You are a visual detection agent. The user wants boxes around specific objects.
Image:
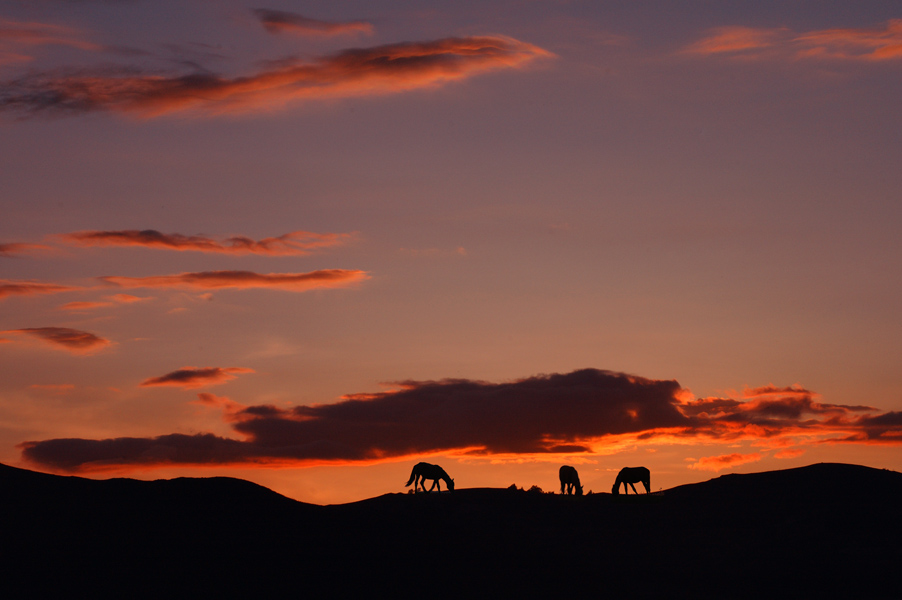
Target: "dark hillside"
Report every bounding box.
[3,462,900,598]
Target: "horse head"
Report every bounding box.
[576,485,584,496]
[611,482,620,495]
[448,478,455,492]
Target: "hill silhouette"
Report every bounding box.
[3,462,900,597]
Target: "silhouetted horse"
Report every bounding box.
[559,465,583,496]
[612,466,650,495]
[405,462,454,493]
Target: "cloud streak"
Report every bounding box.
[685,19,902,61]
[0,279,77,300]
[688,452,763,472]
[99,269,369,291]
[254,9,373,37]
[0,17,101,52]
[61,229,353,255]
[141,367,254,389]
[0,242,51,257]
[21,368,901,472]
[0,36,552,117]
[7,327,111,354]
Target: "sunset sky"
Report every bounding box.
[2,0,900,504]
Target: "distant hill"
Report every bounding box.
[3,462,900,598]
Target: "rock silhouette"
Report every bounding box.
[612,466,650,494]
[405,461,454,492]
[559,465,583,495]
[4,462,901,598]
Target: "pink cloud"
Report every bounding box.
[8,327,111,354]
[0,36,552,117]
[141,367,255,390]
[99,269,369,292]
[0,279,78,300]
[253,9,373,36]
[57,301,114,312]
[0,242,51,257]
[0,17,100,52]
[685,19,902,61]
[60,229,353,255]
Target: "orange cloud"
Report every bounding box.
[8,327,110,354]
[58,301,114,312]
[684,26,787,56]
[99,269,369,292]
[774,448,805,459]
[685,19,902,61]
[0,36,552,117]
[58,294,150,312]
[0,279,78,300]
[30,383,76,394]
[254,9,373,36]
[108,294,149,303]
[0,17,101,52]
[141,367,254,390]
[688,452,763,472]
[0,242,51,257]
[61,229,353,255]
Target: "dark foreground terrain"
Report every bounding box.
[3,462,900,598]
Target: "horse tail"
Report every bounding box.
[405,465,417,487]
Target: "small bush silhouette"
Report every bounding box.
[527,485,543,494]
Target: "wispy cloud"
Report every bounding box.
[30,383,76,395]
[7,326,111,354]
[18,368,902,472]
[0,279,78,300]
[0,17,101,53]
[141,367,254,390]
[61,229,354,255]
[99,269,369,291]
[685,19,902,61]
[57,294,151,312]
[253,9,373,37]
[0,35,552,117]
[57,301,114,312]
[0,242,52,257]
[687,452,764,472]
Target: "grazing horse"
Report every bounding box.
[559,465,583,496]
[612,466,650,495]
[405,462,455,493]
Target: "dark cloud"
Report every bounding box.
[141,367,254,389]
[8,327,110,353]
[20,368,901,472]
[20,369,688,470]
[61,229,353,255]
[0,36,551,117]
[0,279,78,299]
[253,9,373,36]
[99,269,369,291]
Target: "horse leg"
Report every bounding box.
[628,482,638,494]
